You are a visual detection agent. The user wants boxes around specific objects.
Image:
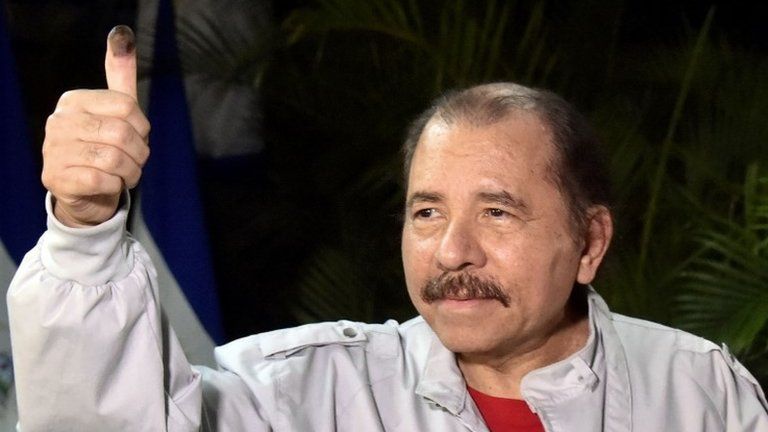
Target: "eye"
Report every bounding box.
[414,208,437,219]
[485,208,509,218]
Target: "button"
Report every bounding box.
[342,327,358,338]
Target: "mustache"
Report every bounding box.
[420,273,511,307]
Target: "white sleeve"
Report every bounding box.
[8,193,202,431]
[713,346,768,431]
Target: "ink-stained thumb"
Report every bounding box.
[105,25,137,100]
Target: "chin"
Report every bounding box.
[428,316,509,355]
[439,335,506,357]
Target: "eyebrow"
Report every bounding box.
[478,190,531,216]
[405,191,445,209]
[405,190,530,215]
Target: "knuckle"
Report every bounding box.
[83,114,102,133]
[139,117,151,138]
[42,168,67,194]
[57,90,75,107]
[81,142,101,163]
[57,89,88,110]
[80,143,109,167]
[100,147,122,172]
[127,168,142,189]
[113,96,135,118]
[44,113,60,134]
[104,175,123,195]
[41,140,52,158]
[110,121,132,144]
[80,169,102,189]
[40,169,53,189]
[139,144,150,166]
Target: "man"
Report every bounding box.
[8,27,768,431]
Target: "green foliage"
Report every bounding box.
[637,7,715,278]
[283,0,556,91]
[675,165,768,369]
[275,2,768,383]
[274,1,570,327]
[175,0,768,384]
[293,247,373,322]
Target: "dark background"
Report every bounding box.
[5,0,768,384]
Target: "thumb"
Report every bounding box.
[105,25,137,100]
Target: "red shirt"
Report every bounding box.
[467,386,545,432]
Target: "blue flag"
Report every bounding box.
[139,0,225,345]
[0,3,40,424]
[0,3,46,266]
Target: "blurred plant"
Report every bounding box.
[675,164,768,378]
[293,247,372,322]
[165,0,768,386]
[592,16,768,384]
[636,7,715,280]
[277,0,570,323]
[593,7,717,320]
[276,4,768,363]
[283,0,556,91]
[291,155,412,323]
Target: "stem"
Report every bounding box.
[637,7,716,282]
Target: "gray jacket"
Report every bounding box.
[8,197,768,431]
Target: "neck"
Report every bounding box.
[458,289,590,399]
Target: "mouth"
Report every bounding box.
[435,297,499,312]
[421,272,511,307]
[442,295,493,302]
[444,295,474,301]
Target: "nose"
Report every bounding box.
[435,218,487,272]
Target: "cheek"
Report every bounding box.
[485,229,579,291]
[402,226,443,319]
[484,232,537,278]
[401,229,429,288]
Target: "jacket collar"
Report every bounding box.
[416,333,489,431]
[587,287,633,431]
[414,286,632,431]
[416,334,466,414]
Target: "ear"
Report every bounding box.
[576,205,613,285]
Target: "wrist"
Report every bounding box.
[42,191,134,285]
[51,195,119,228]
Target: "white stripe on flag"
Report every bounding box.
[1,240,16,354]
[0,241,18,429]
[131,201,217,368]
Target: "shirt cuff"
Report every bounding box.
[40,191,134,285]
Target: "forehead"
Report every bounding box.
[407,112,556,192]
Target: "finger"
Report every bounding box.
[56,90,150,139]
[76,114,150,166]
[105,25,137,100]
[46,111,150,167]
[46,166,124,198]
[73,142,143,188]
[44,139,144,188]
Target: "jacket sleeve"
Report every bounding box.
[707,346,768,431]
[8,194,202,431]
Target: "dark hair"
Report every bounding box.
[402,83,611,235]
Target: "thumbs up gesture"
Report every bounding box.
[42,26,150,227]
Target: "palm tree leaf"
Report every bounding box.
[292,247,374,323]
[675,167,768,355]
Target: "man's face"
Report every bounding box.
[401,113,588,358]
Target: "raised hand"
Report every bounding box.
[42,25,150,227]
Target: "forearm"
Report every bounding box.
[8,194,201,431]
